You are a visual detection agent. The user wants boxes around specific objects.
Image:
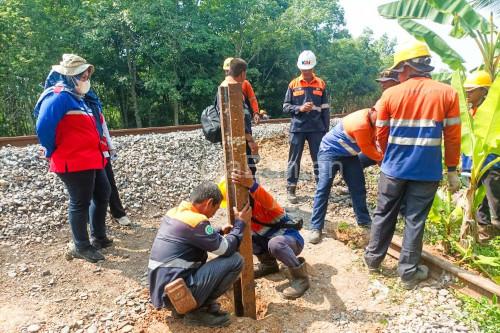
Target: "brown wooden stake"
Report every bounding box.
[219,82,256,319]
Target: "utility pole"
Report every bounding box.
[218,82,256,319]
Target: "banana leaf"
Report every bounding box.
[451,71,473,156]
[398,19,465,71]
[432,71,452,83]
[378,0,452,24]
[427,0,491,34]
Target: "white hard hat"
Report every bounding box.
[297,50,317,70]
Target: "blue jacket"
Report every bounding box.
[283,74,330,133]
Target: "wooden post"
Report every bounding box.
[219,82,256,319]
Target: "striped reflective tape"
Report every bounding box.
[338,139,358,155]
[376,120,390,127]
[321,103,330,109]
[66,110,91,116]
[211,238,229,255]
[443,117,461,127]
[390,119,436,127]
[388,136,441,146]
[148,258,201,271]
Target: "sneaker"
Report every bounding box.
[309,229,322,244]
[363,256,380,274]
[400,265,429,290]
[90,236,114,250]
[183,308,230,327]
[116,215,131,226]
[67,244,104,263]
[203,302,229,317]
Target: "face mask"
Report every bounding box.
[75,79,91,95]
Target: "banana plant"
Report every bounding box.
[378,0,499,80]
[453,72,499,246]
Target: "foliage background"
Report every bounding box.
[0,0,395,136]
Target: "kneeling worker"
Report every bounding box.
[225,169,309,299]
[309,108,383,244]
[148,182,251,327]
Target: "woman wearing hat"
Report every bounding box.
[34,54,112,263]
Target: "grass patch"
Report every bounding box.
[456,293,500,333]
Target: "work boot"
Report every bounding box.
[400,265,429,290]
[66,244,105,263]
[287,185,298,204]
[183,308,231,327]
[282,257,309,299]
[363,256,380,274]
[309,229,322,244]
[90,236,114,250]
[254,253,279,278]
[203,301,229,317]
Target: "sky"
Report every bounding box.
[338,0,492,71]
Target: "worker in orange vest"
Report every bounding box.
[309,108,383,244]
[364,41,461,289]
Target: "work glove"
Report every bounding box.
[447,171,460,193]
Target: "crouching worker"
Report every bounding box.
[309,108,383,244]
[148,182,251,327]
[227,169,309,300]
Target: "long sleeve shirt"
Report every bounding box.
[375,77,461,181]
[283,74,330,133]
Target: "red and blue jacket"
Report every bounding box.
[35,86,108,173]
[318,109,383,162]
[283,74,330,133]
[375,77,461,181]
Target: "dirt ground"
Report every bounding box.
[1,134,414,333]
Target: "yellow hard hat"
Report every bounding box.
[464,70,492,90]
[217,178,227,208]
[223,57,233,71]
[390,40,431,70]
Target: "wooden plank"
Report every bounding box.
[218,82,256,319]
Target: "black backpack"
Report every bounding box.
[200,96,222,143]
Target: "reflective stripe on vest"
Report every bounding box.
[388,136,442,146]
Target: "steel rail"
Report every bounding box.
[0,115,348,148]
[387,235,500,301]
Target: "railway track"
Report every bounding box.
[387,235,500,301]
[1,113,499,302]
[0,117,307,148]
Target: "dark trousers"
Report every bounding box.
[287,131,324,186]
[188,253,243,307]
[57,169,111,249]
[252,233,304,267]
[477,169,500,225]
[104,159,127,219]
[358,153,377,168]
[310,155,372,229]
[364,173,438,280]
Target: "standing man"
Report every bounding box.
[364,41,461,289]
[461,70,499,241]
[223,57,261,124]
[283,50,330,204]
[309,108,383,244]
[219,58,259,176]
